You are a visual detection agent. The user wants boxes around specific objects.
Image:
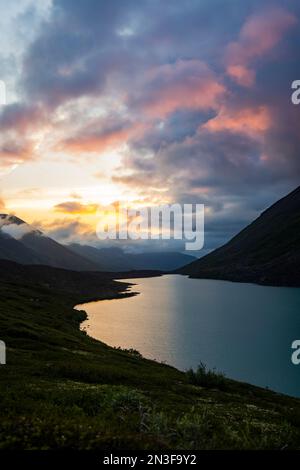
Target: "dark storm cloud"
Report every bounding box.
[22,0,141,106]
[20,0,261,107]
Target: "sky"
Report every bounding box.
[0,0,300,253]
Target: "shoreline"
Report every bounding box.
[73,274,300,400]
[1,262,300,449]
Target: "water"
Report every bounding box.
[78,275,300,397]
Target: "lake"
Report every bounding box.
[78,275,300,397]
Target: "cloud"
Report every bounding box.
[0,220,35,240]
[131,60,225,118]
[226,65,255,88]
[39,217,94,243]
[0,139,34,161]
[69,191,82,199]
[0,103,45,132]
[225,7,297,86]
[54,201,98,214]
[0,197,6,210]
[21,0,138,107]
[2,0,300,252]
[0,104,47,174]
[0,137,35,175]
[203,105,271,137]
[57,117,145,154]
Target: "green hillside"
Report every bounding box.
[0,260,299,449]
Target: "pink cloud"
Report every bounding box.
[225,8,297,86]
[203,106,272,137]
[0,104,49,175]
[57,121,146,154]
[135,60,225,118]
[0,104,46,133]
[0,138,35,168]
[226,65,255,88]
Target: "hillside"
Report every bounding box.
[179,186,300,286]
[0,260,300,449]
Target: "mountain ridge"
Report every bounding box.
[0,214,98,271]
[0,213,196,272]
[68,243,196,272]
[178,186,300,286]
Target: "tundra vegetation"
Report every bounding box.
[0,260,299,450]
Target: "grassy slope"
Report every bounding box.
[0,264,300,449]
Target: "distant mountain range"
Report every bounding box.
[69,243,196,272]
[179,186,300,287]
[0,214,195,272]
[2,185,300,283]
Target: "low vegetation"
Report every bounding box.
[186,362,227,390]
[0,262,300,449]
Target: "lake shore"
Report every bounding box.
[76,274,300,398]
[0,261,300,449]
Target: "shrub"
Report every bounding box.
[186,362,227,390]
[115,347,143,358]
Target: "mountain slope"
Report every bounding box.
[0,214,98,271]
[0,231,42,264]
[68,244,132,271]
[179,186,300,286]
[21,232,98,271]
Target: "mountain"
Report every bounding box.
[0,230,42,264]
[69,243,196,271]
[20,231,98,271]
[179,186,300,286]
[68,244,131,271]
[0,214,196,272]
[0,214,98,271]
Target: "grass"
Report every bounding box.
[0,264,300,449]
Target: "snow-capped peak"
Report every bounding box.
[0,214,41,240]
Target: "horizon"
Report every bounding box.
[0,182,299,256]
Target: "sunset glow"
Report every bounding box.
[0,0,299,250]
